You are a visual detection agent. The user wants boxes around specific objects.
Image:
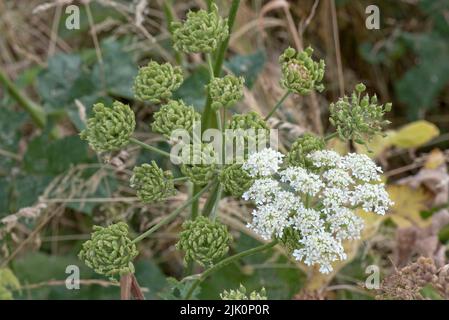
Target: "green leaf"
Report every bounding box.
[225,50,266,88]
[0,108,26,173]
[395,33,449,119]
[23,135,91,175]
[173,66,209,112]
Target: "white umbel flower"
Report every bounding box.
[242,148,284,177]
[247,191,296,240]
[342,153,382,182]
[293,230,347,274]
[327,207,364,240]
[307,150,342,169]
[322,168,354,188]
[242,178,280,205]
[280,167,323,196]
[292,206,324,236]
[241,146,393,274]
[351,183,393,215]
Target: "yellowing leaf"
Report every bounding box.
[390,120,439,149]
[424,149,445,169]
[355,130,395,158]
[387,185,431,228]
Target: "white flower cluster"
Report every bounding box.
[242,148,393,274]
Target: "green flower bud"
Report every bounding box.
[220,284,267,300]
[208,75,245,110]
[279,46,325,95]
[80,101,135,153]
[279,226,302,254]
[228,112,270,159]
[176,215,232,266]
[219,164,254,197]
[171,4,229,53]
[180,143,217,186]
[78,222,138,281]
[329,83,392,144]
[286,133,325,168]
[151,100,201,138]
[130,161,176,203]
[133,61,183,104]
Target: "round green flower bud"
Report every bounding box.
[80,101,135,153]
[180,143,217,186]
[78,222,138,280]
[130,161,176,203]
[286,133,325,168]
[171,4,229,53]
[176,216,232,266]
[279,46,325,95]
[219,164,254,197]
[133,61,183,104]
[228,112,270,159]
[329,83,392,144]
[151,100,201,138]
[208,75,245,110]
[220,284,267,300]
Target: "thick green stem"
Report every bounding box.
[184,240,278,299]
[202,0,241,132]
[201,181,220,216]
[0,68,46,128]
[132,182,213,243]
[129,137,173,159]
[209,184,222,220]
[161,0,183,65]
[264,91,291,120]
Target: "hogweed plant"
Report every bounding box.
[78,1,393,299]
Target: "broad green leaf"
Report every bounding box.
[173,66,209,112]
[225,50,266,88]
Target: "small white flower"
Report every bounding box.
[242,178,280,205]
[321,187,350,211]
[293,230,347,274]
[280,167,324,196]
[342,153,382,182]
[322,168,354,188]
[327,207,364,240]
[247,196,294,240]
[307,150,342,169]
[351,183,393,215]
[292,205,324,236]
[242,148,284,177]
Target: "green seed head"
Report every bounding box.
[220,284,267,300]
[171,4,229,53]
[287,133,326,168]
[80,101,135,153]
[133,61,183,104]
[208,75,245,110]
[279,46,325,95]
[176,215,232,267]
[180,143,217,186]
[219,164,254,197]
[151,100,201,138]
[78,222,138,281]
[130,161,176,204]
[329,83,392,144]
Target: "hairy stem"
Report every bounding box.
[264,91,291,120]
[132,182,213,243]
[184,240,278,299]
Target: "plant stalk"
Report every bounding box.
[184,240,278,299]
[264,91,291,120]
